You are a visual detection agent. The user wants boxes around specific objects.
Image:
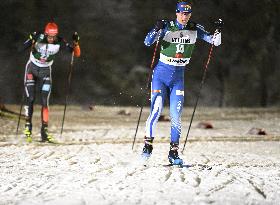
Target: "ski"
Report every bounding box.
[163,164,212,170]
[24,140,62,146]
[163,164,192,168]
[35,140,61,145]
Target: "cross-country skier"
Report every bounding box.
[23,22,81,143]
[142,1,223,165]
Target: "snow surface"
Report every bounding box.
[0,106,279,205]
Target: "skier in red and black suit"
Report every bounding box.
[23,22,81,143]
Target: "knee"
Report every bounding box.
[42,83,51,92]
[152,95,163,115]
[41,83,51,105]
[26,96,35,104]
[41,96,48,107]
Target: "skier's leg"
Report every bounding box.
[145,81,166,139]
[40,67,54,142]
[142,77,166,158]
[23,61,36,142]
[168,76,184,164]
[169,87,184,144]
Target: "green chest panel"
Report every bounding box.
[161,21,197,58]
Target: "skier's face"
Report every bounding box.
[46,35,56,44]
[176,12,191,25]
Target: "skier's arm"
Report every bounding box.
[21,32,38,51]
[60,32,81,57]
[72,32,81,57]
[72,43,81,57]
[144,20,166,46]
[197,24,221,46]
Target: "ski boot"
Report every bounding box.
[41,124,56,143]
[141,136,153,159]
[24,122,32,143]
[168,143,183,165]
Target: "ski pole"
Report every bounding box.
[181,32,218,154]
[132,30,162,150]
[15,95,24,137]
[60,51,75,136]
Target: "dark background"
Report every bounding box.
[0,0,279,107]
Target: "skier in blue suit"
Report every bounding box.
[142,1,223,165]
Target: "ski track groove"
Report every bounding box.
[125,167,142,178]
[31,152,44,160]
[247,179,267,199]
[189,160,275,200]
[43,151,55,159]
[186,169,202,187]
[179,169,186,182]
[209,175,236,193]
[164,169,173,182]
[200,154,211,164]
[223,168,269,200]
[92,157,101,164]
[194,175,201,187]
[101,129,110,138]
[240,170,270,199]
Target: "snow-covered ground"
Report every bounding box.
[0,106,279,205]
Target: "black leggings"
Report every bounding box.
[24,61,52,124]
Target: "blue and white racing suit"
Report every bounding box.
[144,20,221,143]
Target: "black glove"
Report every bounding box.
[72,32,80,43]
[213,19,224,32]
[154,20,165,32]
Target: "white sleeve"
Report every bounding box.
[212,32,221,46]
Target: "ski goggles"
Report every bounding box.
[176,2,192,13]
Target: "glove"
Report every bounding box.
[72,32,80,43]
[213,19,224,32]
[154,20,165,32]
[29,31,37,40]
